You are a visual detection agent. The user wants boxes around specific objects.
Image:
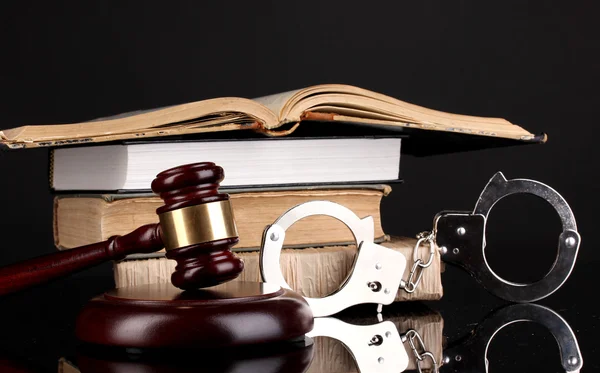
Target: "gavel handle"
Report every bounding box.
[0,223,163,296]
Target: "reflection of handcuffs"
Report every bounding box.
[306,303,583,373]
[260,172,581,316]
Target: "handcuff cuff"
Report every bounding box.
[260,172,581,317]
[306,303,583,373]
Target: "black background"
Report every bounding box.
[0,2,598,372]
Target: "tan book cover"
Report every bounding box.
[54,184,390,252]
[1,84,543,150]
[113,236,443,302]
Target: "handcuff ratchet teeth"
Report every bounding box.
[259,172,581,316]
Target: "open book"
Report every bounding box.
[0,84,544,149]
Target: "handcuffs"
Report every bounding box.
[260,172,581,316]
[306,303,583,373]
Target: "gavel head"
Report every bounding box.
[150,162,244,290]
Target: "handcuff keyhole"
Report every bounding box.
[369,334,383,346]
[368,281,382,292]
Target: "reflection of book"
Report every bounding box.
[1,84,543,150]
[114,236,443,302]
[48,137,402,191]
[53,184,389,253]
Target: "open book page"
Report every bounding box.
[282,85,537,140]
[0,98,277,149]
[251,88,303,121]
[255,84,539,141]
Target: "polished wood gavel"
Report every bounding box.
[0,162,244,296]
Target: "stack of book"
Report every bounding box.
[1,84,542,302]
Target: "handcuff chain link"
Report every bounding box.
[404,329,439,373]
[400,231,435,294]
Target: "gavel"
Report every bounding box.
[0,162,244,296]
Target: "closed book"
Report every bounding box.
[48,137,402,191]
[113,236,444,302]
[53,184,390,253]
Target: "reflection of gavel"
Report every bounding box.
[0,162,244,296]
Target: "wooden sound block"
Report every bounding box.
[76,281,314,349]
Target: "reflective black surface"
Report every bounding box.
[0,259,597,372]
[1,1,598,372]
